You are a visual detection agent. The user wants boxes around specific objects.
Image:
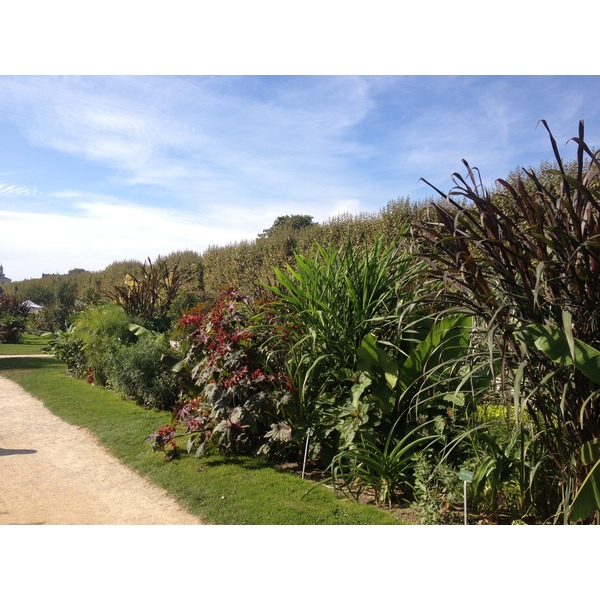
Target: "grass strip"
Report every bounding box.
[0,333,50,355]
[0,356,400,524]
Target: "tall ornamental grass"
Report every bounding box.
[417,120,600,521]
[261,231,431,461]
[265,231,426,371]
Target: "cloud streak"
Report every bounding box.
[0,181,37,196]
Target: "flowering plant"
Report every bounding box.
[149,288,293,458]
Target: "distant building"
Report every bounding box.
[0,264,12,285]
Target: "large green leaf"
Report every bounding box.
[398,314,472,393]
[570,439,600,522]
[357,333,398,390]
[520,323,600,521]
[350,372,372,404]
[581,438,600,464]
[518,323,600,385]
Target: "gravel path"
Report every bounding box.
[0,369,203,525]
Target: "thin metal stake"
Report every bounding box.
[301,434,310,479]
[464,480,468,525]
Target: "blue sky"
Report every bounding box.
[1,75,599,281]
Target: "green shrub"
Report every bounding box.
[47,328,87,378]
[330,419,440,508]
[105,329,181,409]
[412,450,464,524]
[69,303,136,385]
[0,316,26,343]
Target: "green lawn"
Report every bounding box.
[0,332,51,355]
[0,355,401,524]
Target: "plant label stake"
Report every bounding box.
[459,468,473,525]
[301,428,313,479]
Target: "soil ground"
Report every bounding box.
[0,362,203,525]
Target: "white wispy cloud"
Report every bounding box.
[0,76,382,211]
[0,181,37,196]
[0,195,262,280]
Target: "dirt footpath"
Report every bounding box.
[0,373,203,525]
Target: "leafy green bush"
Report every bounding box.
[47,328,87,378]
[330,419,440,507]
[412,450,464,524]
[0,316,26,343]
[104,329,181,409]
[69,303,136,385]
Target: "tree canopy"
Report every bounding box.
[258,214,316,239]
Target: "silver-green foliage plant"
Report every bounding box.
[104,326,181,410]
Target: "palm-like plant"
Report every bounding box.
[105,256,196,331]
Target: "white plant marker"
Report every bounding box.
[459,468,474,525]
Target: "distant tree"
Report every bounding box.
[258,214,316,239]
[19,283,55,306]
[36,279,80,332]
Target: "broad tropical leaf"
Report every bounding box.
[518,322,600,385]
[570,438,600,522]
[398,313,473,393]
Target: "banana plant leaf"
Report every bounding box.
[398,313,473,393]
[518,322,600,521]
[355,334,397,414]
[518,322,600,385]
[357,332,398,390]
[569,438,600,522]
